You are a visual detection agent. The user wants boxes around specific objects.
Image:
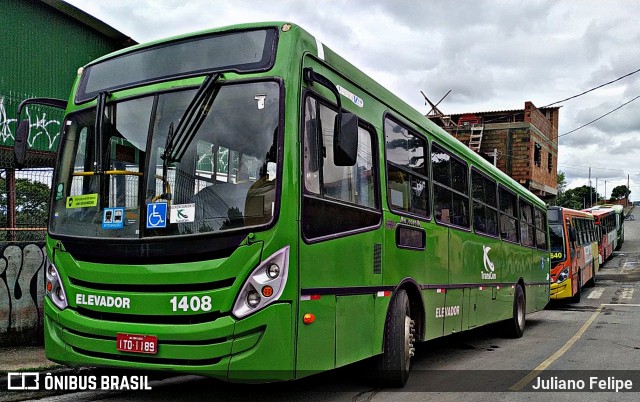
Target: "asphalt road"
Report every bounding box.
[6,215,640,401]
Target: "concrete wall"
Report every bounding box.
[0,242,45,345]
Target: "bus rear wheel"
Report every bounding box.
[378,289,415,387]
[504,284,525,338]
[585,263,596,288]
[570,272,582,303]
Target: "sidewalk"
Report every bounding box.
[0,346,59,373]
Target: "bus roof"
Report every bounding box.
[548,206,594,222]
[74,21,546,208]
[599,204,624,214]
[583,207,615,217]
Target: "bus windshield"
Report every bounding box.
[50,80,280,239]
[549,223,565,262]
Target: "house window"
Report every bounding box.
[534,143,541,167]
[548,153,553,173]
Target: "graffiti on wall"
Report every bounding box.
[0,242,45,344]
[0,96,62,151]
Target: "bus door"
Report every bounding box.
[567,222,580,294]
[595,221,604,264]
[297,82,383,373]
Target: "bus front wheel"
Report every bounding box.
[378,289,415,387]
[504,284,525,338]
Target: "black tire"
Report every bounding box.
[378,289,415,388]
[585,262,596,288]
[569,272,581,303]
[505,284,525,338]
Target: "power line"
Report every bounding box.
[480,66,640,127]
[558,163,640,176]
[543,67,640,107]
[558,94,640,138]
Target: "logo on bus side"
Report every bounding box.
[481,245,497,280]
[337,85,364,108]
[435,305,460,318]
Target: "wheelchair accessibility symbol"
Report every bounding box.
[146,202,167,229]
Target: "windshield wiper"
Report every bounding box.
[167,73,221,163]
[156,73,220,202]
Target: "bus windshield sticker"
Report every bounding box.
[66,194,98,209]
[337,85,364,108]
[146,202,168,229]
[170,203,196,223]
[255,94,266,110]
[55,183,64,201]
[103,207,125,230]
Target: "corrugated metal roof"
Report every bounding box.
[448,106,561,116]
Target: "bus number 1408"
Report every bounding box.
[169,296,212,312]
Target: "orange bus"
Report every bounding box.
[584,207,616,264]
[548,207,599,302]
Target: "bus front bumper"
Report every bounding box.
[550,279,572,300]
[44,298,293,382]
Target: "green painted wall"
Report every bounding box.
[0,0,131,152]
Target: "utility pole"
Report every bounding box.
[596,178,598,204]
[489,148,498,166]
[589,166,606,207]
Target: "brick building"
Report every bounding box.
[428,101,559,201]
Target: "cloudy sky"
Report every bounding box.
[64,0,640,201]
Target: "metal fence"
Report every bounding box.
[0,167,53,241]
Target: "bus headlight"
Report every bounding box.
[46,259,68,310]
[556,267,570,284]
[233,246,289,319]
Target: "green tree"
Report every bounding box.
[611,185,630,201]
[0,177,51,240]
[554,170,568,206]
[557,185,600,210]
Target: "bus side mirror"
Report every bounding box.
[333,112,358,166]
[13,97,67,169]
[569,227,577,243]
[14,120,30,168]
[302,67,358,166]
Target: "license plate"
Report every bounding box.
[116,333,158,354]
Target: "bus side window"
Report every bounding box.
[498,186,518,243]
[302,95,380,240]
[471,168,498,236]
[519,199,535,248]
[432,143,469,228]
[384,117,429,217]
[534,207,547,250]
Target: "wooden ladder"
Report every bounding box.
[468,124,484,152]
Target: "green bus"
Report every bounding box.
[16,22,549,387]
